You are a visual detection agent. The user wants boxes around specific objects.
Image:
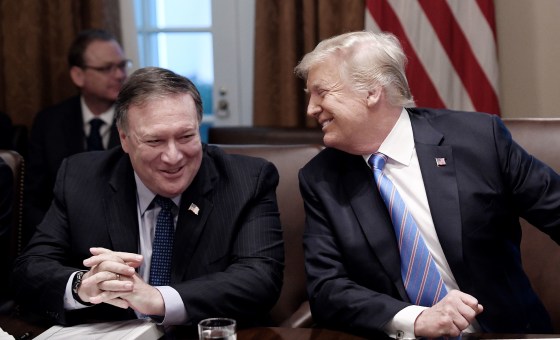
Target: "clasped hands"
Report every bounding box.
[76,247,165,316]
[414,289,484,338]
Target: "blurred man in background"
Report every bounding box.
[25,29,129,243]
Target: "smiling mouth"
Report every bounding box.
[321,119,333,129]
[162,166,183,175]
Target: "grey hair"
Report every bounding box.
[115,67,203,132]
[294,31,415,107]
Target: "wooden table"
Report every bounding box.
[3,313,560,340]
[237,327,366,339]
[0,313,365,340]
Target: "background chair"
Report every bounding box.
[219,144,323,327]
[503,118,560,332]
[209,126,324,145]
[0,150,24,313]
[0,150,24,266]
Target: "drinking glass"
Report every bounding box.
[198,318,236,340]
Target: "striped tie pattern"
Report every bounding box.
[149,195,175,286]
[369,153,447,306]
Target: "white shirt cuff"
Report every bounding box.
[155,286,187,326]
[384,305,427,339]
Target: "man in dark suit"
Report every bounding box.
[12,67,284,329]
[0,111,13,150]
[0,157,13,307]
[24,29,127,243]
[294,31,560,338]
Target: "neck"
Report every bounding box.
[83,95,114,116]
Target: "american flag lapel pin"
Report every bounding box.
[188,203,200,215]
[435,157,446,167]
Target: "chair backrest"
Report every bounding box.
[0,150,24,262]
[208,127,324,145]
[503,118,560,332]
[218,144,323,327]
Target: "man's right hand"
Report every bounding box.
[78,247,143,308]
[414,289,483,338]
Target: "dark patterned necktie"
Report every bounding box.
[87,118,104,151]
[149,195,175,286]
[369,153,447,306]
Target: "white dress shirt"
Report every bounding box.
[81,96,115,149]
[364,109,477,338]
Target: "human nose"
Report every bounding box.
[113,65,127,80]
[161,141,183,163]
[307,95,322,119]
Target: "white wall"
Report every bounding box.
[496,0,560,118]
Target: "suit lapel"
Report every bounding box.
[410,111,469,288]
[343,154,407,299]
[104,153,139,253]
[171,153,215,282]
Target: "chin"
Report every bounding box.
[323,135,339,149]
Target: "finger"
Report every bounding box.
[452,300,483,332]
[84,254,142,270]
[89,289,129,304]
[84,252,126,267]
[89,247,112,255]
[104,298,131,309]
[458,291,480,309]
[84,265,136,283]
[82,270,125,288]
[89,247,143,265]
[98,279,134,292]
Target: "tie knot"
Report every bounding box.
[369,153,387,171]
[90,118,104,130]
[154,195,174,211]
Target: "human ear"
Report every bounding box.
[366,87,382,107]
[69,66,85,88]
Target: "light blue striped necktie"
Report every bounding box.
[149,195,175,286]
[369,153,447,306]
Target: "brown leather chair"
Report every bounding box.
[503,118,560,332]
[209,127,324,145]
[218,144,323,328]
[0,150,24,264]
[0,150,24,312]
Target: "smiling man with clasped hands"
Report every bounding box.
[12,67,284,329]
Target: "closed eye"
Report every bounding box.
[145,139,163,146]
[178,134,195,143]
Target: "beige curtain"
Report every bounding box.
[0,0,121,129]
[253,0,365,127]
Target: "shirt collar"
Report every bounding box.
[364,108,414,167]
[80,96,115,127]
[134,172,181,215]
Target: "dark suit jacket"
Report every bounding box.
[25,96,120,244]
[13,144,284,327]
[299,108,560,337]
[0,158,13,302]
[0,158,12,242]
[0,111,13,150]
